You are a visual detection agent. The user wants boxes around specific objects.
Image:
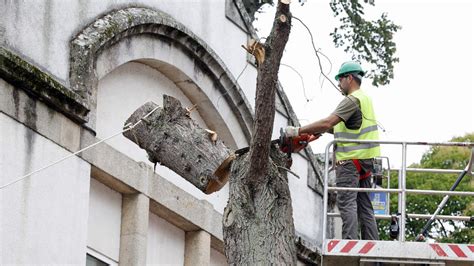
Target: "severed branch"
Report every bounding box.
[123,95,232,194]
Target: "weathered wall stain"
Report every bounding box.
[20,122,37,262]
[0,48,90,123]
[12,86,20,118]
[24,96,37,131]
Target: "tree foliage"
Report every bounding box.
[378,133,474,243]
[251,1,401,86]
[242,0,274,20]
[330,0,401,86]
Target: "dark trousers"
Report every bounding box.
[336,159,379,240]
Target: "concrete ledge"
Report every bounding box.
[80,130,149,194]
[91,166,138,195]
[0,47,89,123]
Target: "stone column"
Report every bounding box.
[119,193,149,265]
[184,230,211,266]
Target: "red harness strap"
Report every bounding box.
[352,159,371,180]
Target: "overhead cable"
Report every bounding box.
[0,106,160,190]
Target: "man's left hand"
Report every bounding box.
[284,126,300,137]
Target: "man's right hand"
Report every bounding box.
[284,126,300,137]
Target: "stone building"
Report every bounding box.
[1,1,327,264]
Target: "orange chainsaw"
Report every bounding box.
[234,128,320,156]
[208,128,320,194]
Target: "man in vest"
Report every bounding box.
[285,61,380,240]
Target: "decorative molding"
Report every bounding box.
[0,47,89,123]
[69,7,254,139]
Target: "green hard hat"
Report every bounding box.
[335,61,365,80]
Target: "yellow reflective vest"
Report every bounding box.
[334,89,380,161]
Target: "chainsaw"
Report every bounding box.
[208,128,319,194]
[234,128,320,157]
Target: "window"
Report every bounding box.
[86,247,118,266]
[86,254,108,266]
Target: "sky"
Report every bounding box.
[254,0,474,167]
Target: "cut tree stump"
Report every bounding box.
[123,95,233,194]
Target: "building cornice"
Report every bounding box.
[0,47,89,123]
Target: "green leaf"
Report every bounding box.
[330,0,401,86]
[378,133,474,242]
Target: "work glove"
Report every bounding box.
[284,126,300,137]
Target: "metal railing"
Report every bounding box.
[321,139,474,243]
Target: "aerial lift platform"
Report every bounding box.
[320,140,474,265]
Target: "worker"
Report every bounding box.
[285,61,380,240]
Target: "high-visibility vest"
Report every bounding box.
[334,89,380,161]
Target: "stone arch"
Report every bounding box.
[69,7,253,141]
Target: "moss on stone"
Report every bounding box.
[0,47,89,123]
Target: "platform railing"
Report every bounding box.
[321,139,474,244]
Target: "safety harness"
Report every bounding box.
[352,159,371,180]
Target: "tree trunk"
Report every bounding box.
[223,1,296,264]
[123,95,232,194]
[223,147,296,264]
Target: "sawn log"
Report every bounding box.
[123,95,233,194]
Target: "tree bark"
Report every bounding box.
[123,95,232,194]
[223,1,296,264]
[223,147,296,265]
[248,1,291,181]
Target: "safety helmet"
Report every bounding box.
[334,61,365,80]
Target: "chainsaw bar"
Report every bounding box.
[234,139,281,156]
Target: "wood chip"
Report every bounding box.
[185,104,197,117]
[205,129,218,144]
[243,39,265,66]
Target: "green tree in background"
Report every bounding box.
[330,0,401,86]
[378,133,474,243]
